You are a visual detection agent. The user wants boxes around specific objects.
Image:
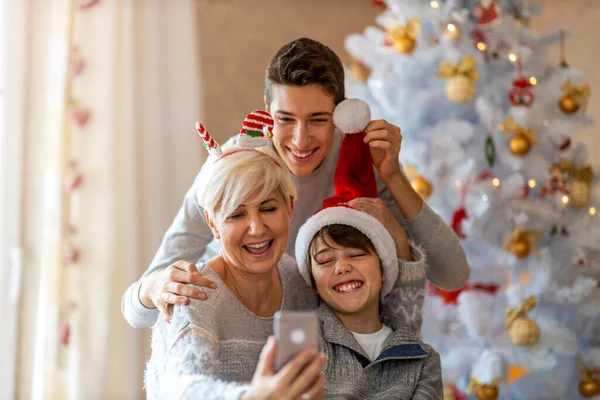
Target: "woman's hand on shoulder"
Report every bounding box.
[138,260,217,323]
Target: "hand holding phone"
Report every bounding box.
[242,332,325,400]
[273,311,318,372]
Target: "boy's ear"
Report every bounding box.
[381,270,387,284]
[264,97,270,113]
[204,211,221,240]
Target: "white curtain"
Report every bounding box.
[8,1,203,398]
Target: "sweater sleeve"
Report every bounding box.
[162,325,250,400]
[121,136,239,328]
[121,172,215,328]
[381,241,427,334]
[378,179,470,291]
[412,345,444,400]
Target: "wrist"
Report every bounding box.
[138,277,156,309]
[381,169,405,187]
[396,243,412,261]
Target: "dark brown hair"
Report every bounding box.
[309,224,376,258]
[265,38,345,106]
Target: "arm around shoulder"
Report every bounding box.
[121,279,159,328]
[121,169,216,328]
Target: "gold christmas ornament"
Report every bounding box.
[504,226,542,259]
[508,317,540,346]
[405,165,433,200]
[508,239,530,259]
[349,57,371,83]
[560,81,591,115]
[475,384,499,400]
[445,76,477,104]
[437,56,479,104]
[569,180,591,207]
[467,377,501,400]
[395,36,417,54]
[500,116,537,157]
[506,295,540,346]
[443,23,462,44]
[579,378,600,398]
[387,18,421,54]
[579,369,600,398]
[508,134,532,156]
[412,177,433,200]
[559,161,595,208]
[559,95,579,114]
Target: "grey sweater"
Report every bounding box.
[122,129,469,328]
[145,244,438,399]
[145,254,318,399]
[320,244,443,399]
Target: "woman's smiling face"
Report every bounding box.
[207,188,293,275]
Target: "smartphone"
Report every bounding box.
[273,311,318,372]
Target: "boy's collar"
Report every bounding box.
[317,301,420,355]
[317,302,370,359]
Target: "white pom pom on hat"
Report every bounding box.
[332,98,371,134]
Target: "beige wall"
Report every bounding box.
[531,0,600,174]
[196,0,378,143]
[196,1,599,169]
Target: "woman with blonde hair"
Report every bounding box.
[145,111,324,400]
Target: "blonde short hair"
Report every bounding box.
[196,146,297,222]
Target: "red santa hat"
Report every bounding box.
[294,98,398,297]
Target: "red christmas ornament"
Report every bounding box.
[556,136,572,151]
[471,29,486,48]
[372,0,387,10]
[540,164,569,198]
[452,207,469,239]
[509,77,535,107]
[428,282,500,305]
[473,0,501,29]
[444,383,468,400]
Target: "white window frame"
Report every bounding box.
[0,0,25,398]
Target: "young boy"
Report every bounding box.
[122,38,469,328]
[290,99,443,398]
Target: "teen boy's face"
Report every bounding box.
[267,84,336,176]
[310,235,385,318]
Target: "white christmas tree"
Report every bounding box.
[345,1,600,399]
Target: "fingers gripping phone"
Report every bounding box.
[273,311,318,372]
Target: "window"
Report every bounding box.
[0,0,22,397]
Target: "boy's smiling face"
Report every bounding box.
[267,84,336,177]
[310,234,385,317]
